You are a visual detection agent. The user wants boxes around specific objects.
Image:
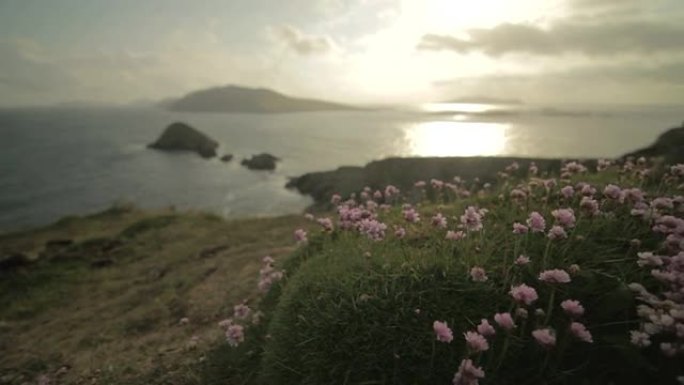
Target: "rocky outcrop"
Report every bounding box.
[148,122,219,158]
[220,154,234,162]
[623,125,684,164]
[241,153,280,171]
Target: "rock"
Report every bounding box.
[241,153,280,170]
[90,258,114,268]
[147,122,219,158]
[623,126,684,164]
[220,154,234,162]
[0,252,31,271]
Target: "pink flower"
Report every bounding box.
[569,322,593,343]
[304,213,315,221]
[234,304,252,320]
[431,179,444,189]
[568,264,581,274]
[527,212,546,233]
[460,206,484,232]
[547,225,568,240]
[512,222,529,234]
[433,320,454,343]
[358,218,388,241]
[532,328,556,348]
[603,184,622,200]
[414,180,426,188]
[470,267,488,282]
[539,269,571,284]
[403,208,421,223]
[551,208,576,228]
[560,185,575,199]
[330,194,342,205]
[317,217,334,232]
[476,319,496,337]
[431,213,448,229]
[446,230,466,240]
[464,331,489,352]
[453,359,485,385]
[561,299,585,317]
[226,324,245,347]
[494,312,516,331]
[510,284,539,305]
[394,226,406,239]
[294,228,308,243]
[515,255,531,265]
[580,197,600,216]
[630,330,651,347]
[218,318,233,329]
[384,185,400,198]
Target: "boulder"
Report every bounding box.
[241,153,280,170]
[148,122,219,158]
[220,154,234,162]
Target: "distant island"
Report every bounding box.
[442,96,524,105]
[163,85,359,113]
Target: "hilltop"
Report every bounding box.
[164,85,359,114]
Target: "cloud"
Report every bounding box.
[271,25,335,55]
[418,20,684,57]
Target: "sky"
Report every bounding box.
[0,0,683,107]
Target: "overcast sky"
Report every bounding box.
[1,0,683,106]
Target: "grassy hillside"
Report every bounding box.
[0,206,312,384]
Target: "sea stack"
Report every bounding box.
[148,122,219,158]
[241,153,280,170]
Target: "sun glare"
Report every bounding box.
[405,120,509,157]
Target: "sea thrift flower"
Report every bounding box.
[510,188,527,201]
[544,179,557,190]
[529,162,538,175]
[670,164,684,176]
[532,328,556,348]
[330,194,342,205]
[539,269,571,284]
[477,319,496,337]
[516,308,529,319]
[373,190,383,200]
[651,197,674,210]
[630,331,652,347]
[569,322,593,343]
[494,312,516,331]
[446,230,466,241]
[580,183,596,196]
[452,359,485,385]
[431,179,444,189]
[433,320,453,343]
[303,213,314,221]
[560,185,575,199]
[394,226,406,239]
[464,331,489,352]
[637,252,664,267]
[580,197,600,216]
[515,255,531,265]
[470,267,488,282]
[293,228,308,243]
[252,311,264,325]
[551,208,576,228]
[561,300,585,317]
[358,218,388,241]
[512,222,529,234]
[510,284,539,305]
[234,304,252,320]
[384,185,399,198]
[527,212,546,233]
[218,318,233,329]
[414,180,426,188]
[403,208,421,223]
[660,343,677,357]
[460,206,484,232]
[317,217,334,232]
[226,324,245,347]
[431,213,448,229]
[568,264,581,274]
[597,159,612,171]
[547,225,568,240]
[603,184,622,200]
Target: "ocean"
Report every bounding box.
[0,103,681,232]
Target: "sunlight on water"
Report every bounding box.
[405,120,509,157]
[422,103,496,114]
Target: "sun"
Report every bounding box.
[404,120,510,157]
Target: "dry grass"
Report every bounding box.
[0,207,312,384]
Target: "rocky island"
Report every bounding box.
[147,122,219,158]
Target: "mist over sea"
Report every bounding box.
[0,103,681,232]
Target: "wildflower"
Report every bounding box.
[226,324,245,347]
[560,185,575,199]
[547,225,568,240]
[561,300,585,317]
[317,217,334,232]
[510,284,539,305]
[433,320,453,343]
[544,179,557,190]
[304,213,314,221]
[431,213,448,229]
[510,188,527,201]
[515,255,531,265]
[568,264,581,274]
[529,162,538,175]
[637,252,664,267]
[494,312,516,331]
[252,311,264,325]
[580,183,596,196]
[630,238,642,248]
[394,226,406,239]
[652,197,674,210]
[670,164,684,176]
[384,185,400,198]
[569,322,593,343]
[218,318,233,329]
[453,359,485,385]
[414,180,426,188]
[330,194,342,205]
[532,328,556,348]
[470,267,488,282]
[516,308,529,319]
[234,304,252,320]
[431,179,444,189]
[580,197,600,215]
[660,343,677,357]
[460,206,485,232]
[512,222,529,234]
[630,330,651,347]
[539,269,571,284]
[603,184,622,200]
[179,317,190,325]
[293,228,308,243]
[446,230,466,240]
[597,159,612,171]
[551,208,576,228]
[476,319,496,337]
[527,212,546,233]
[358,218,388,241]
[403,207,421,223]
[464,331,489,352]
